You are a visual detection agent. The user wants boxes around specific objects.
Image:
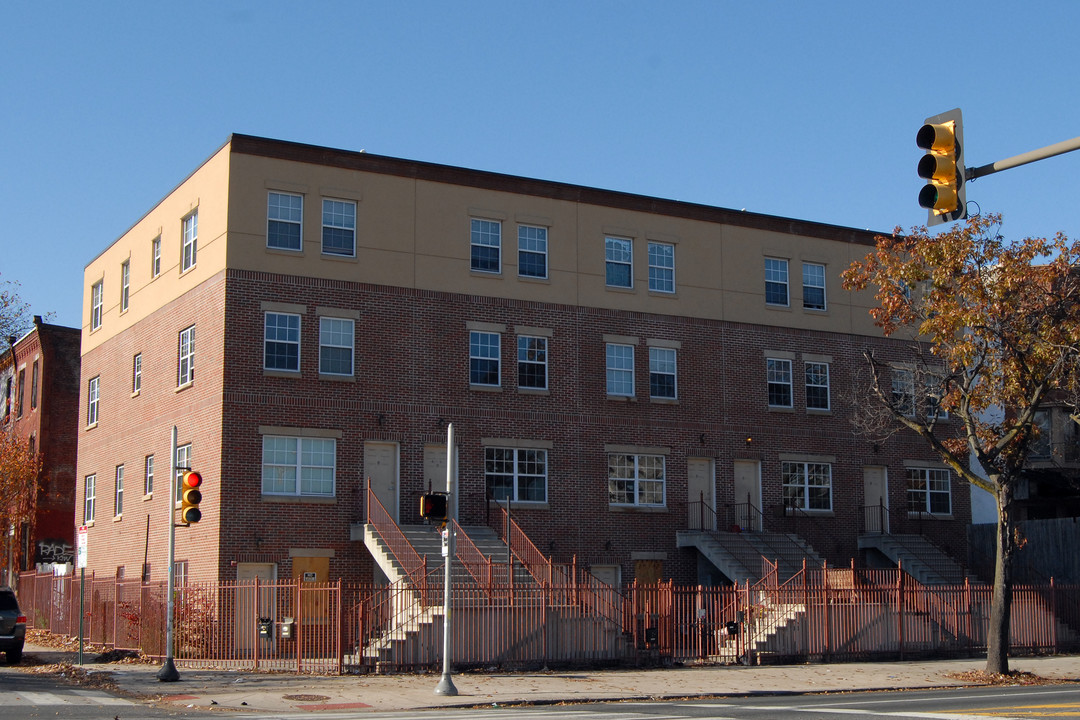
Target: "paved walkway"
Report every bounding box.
[17,643,1080,714]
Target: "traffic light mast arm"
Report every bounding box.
[967,134,1080,181]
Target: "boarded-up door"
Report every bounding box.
[687,458,715,530]
[634,559,663,584]
[236,562,276,652]
[292,556,330,624]
[733,460,762,531]
[365,442,399,522]
[863,466,889,533]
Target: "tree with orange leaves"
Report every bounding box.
[0,429,41,578]
[843,212,1080,674]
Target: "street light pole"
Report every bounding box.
[434,422,458,696]
[157,426,179,682]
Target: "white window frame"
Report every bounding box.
[267,191,303,251]
[765,257,789,307]
[608,453,666,507]
[648,241,675,293]
[178,325,195,387]
[470,330,501,386]
[803,262,826,311]
[649,347,677,399]
[181,211,198,273]
[264,312,301,372]
[132,353,142,394]
[87,375,100,426]
[84,474,96,523]
[261,435,337,497]
[605,236,633,288]
[90,281,103,330]
[144,454,154,496]
[120,260,130,312]
[907,467,951,515]
[485,447,548,503]
[606,343,635,396]
[115,464,124,517]
[321,198,356,257]
[782,461,833,511]
[767,358,793,408]
[517,335,547,390]
[471,218,502,273]
[805,361,830,411]
[174,443,191,504]
[892,368,915,417]
[151,236,162,277]
[517,224,548,279]
[319,316,354,376]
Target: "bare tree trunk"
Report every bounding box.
[986,480,1015,675]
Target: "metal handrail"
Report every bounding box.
[494,505,553,585]
[366,487,431,600]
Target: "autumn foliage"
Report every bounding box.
[0,429,42,566]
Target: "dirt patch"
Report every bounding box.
[945,670,1065,686]
[283,694,331,702]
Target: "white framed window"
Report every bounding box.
[87,375,100,426]
[892,368,915,416]
[605,237,633,288]
[907,467,951,515]
[132,353,142,394]
[261,435,336,497]
[90,281,103,330]
[805,361,830,411]
[144,454,154,495]
[84,474,96,523]
[518,225,548,278]
[608,454,665,507]
[606,343,635,396]
[174,443,191,503]
[765,257,789,306]
[782,461,833,511]
[114,464,124,517]
[30,361,38,410]
[803,262,826,310]
[322,198,356,256]
[767,358,793,408]
[485,447,547,503]
[649,347,677,399]
[319,317,354,376]
[1032,410,1052,459]
[470,330,501,386]
[264,312,301,372]
[471,218,501,273]
[151,236,162,277]
[648,242,675,293]
[181,211,198,272]
[178,325,195,386]
[517,335,547,390]
[120,260,130,312]
[268,191,303,250]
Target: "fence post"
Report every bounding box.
[823,560,831,661]
[1050,577,1058,652]
[897,568,905,661]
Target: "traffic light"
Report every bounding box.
[419,492,448,523]
[180,470,203,524]
[917,108,966,226]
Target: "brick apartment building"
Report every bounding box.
[1,317,80,583]
[75,134,967,588]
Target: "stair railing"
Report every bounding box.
[493,504,553,585]
[366,486,431,603]
[450,520,503,601]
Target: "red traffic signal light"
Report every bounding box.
[180,470,203,524]
[419,492,448,522]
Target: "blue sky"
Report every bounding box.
[4,1,1079,330]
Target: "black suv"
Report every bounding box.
[0,587,26,663]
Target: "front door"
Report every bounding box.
[236,562,277,652]
[687,458,715,530]
[365,442,399,522]
[732,459,762,531]
[863,466,889,533]
[424,444,458,519]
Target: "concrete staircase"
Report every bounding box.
[858,533,975,585]
[676,530,825,585]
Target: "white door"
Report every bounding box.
[687,458,715,530]
[732,460,762,532]
[236,562,277,652]
[863,466,889,533]
[365,442,399,522]
[424,444,458,519]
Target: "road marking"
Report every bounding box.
[13,690,133,706]
[688,703,1024,719]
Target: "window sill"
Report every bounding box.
[470,269,503,278]
[518,274,550,284]
[607,394,637,402]
[650,397,678,405]
[175,382,194,393]
[803,306,828,314]
[765,303,792,311]
[787,509,834,518]
[517,387,549,395]
[605,285,635,293]
[86,421,98,430]
[767,405,795,413]
[647,290,677,298]
[319,373,355,382]
[470,384,503,393]
[907,511,953,520]
[84,521,95,528]
[261,494,337,505]
[113,515,123,523]
[263,369,301,379]
[131,391,140,399]
[265,245,304,256]
[487,500,550,510]
[321,250,358,262]
[179,264,197,277]
[609,504,667,513]
[806,408,832,415]
[143,493,153,502]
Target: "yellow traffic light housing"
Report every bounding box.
[917,108,966,226]
[180,470,203,524]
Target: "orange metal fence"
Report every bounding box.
[16,568,1080,674]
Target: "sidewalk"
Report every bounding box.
[18,643,1080,714]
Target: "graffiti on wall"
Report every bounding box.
[36,538,74,565]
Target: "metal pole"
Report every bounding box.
[968,135,1080,181]
[157,426,179,681]
[435,423,458,696]
[78,567,84,665]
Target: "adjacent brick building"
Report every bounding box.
[1,317,80,583]
[75,135,967,587]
